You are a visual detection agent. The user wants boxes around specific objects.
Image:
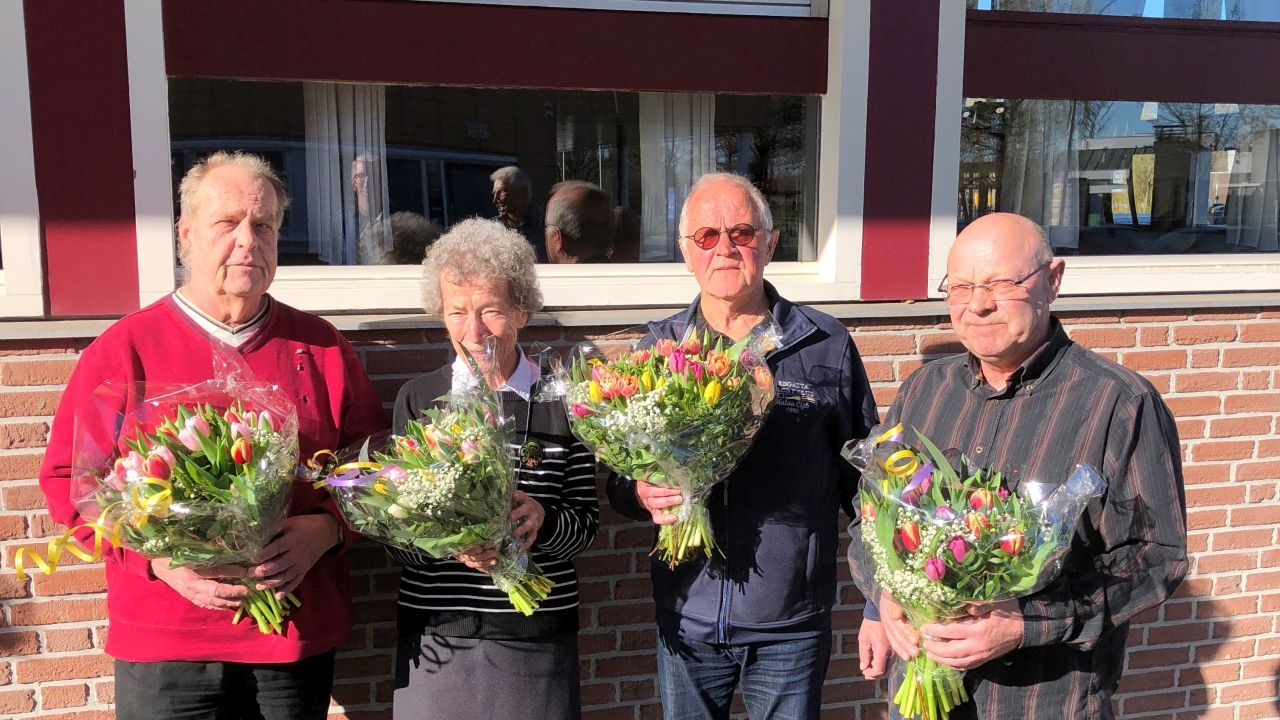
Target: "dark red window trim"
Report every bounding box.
[162,0,828,95]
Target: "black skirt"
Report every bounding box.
[393,629,581,720]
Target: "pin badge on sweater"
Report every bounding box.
[520,440,544,469]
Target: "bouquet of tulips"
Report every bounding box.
[551,320,779,567]
[315,358,553,615]
[65,352,302,635]
[843,424,1105,720]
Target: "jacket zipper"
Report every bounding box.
[717,481,731,644]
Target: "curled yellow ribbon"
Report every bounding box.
[882,449,919,477]
[128,477,174,528]
[14,519,120,583]
[875,423,905,445]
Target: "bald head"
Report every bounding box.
[545,182,613,262]
[952,213,1052,270]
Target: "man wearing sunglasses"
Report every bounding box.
[607,173,883,718]
[848,212,1187,719]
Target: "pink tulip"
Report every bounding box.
[680,337,701,355]
[935,505,957,521]
[230,421,253,441]
[230,437,253,464]
[668,351,688,375]
[383,465,408,484]
[144,455,171,480]
[969,488,994,511]
[690,362,703,382]
[654,339,678,357]
[223,408,241,424]
[459,439,480,462]
[152,446,176,468]
[178,427,201,452]
[187,415,211,437]
[898,522,922,553]
[257,411,276,433]
[924,557,946,582]
[998,486,1011,499]
[948,536,969,563]
[571,403,594,419]
[105,472,127,491]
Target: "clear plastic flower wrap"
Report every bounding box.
[842,423,1106,720]
[312,347,553,615]
[63,344,301,634]
[542,319,780,567]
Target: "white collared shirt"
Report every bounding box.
[450,350,538,401]
[172,290,271,347]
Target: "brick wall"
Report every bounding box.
[1,308,1278,719]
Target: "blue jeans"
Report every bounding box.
[656,630,832,720]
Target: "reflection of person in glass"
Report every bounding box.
[352,154,440,264]
[38,152,387,720]
[390,219,599,720]
[544,181,613,263]
[490,165,547,262]
[605,173,883,718]
[852,213,1187,719]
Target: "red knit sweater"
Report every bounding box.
[38,295,387,663]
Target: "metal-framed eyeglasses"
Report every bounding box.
[683,223,759,250]
[937,261,1051,305]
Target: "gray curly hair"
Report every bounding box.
[421,218,544,315]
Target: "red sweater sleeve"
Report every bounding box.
[38,335,155,579]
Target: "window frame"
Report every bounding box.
[926,9,1280,298]
[0,1,47,318]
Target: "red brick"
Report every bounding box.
[0,689,35,715]
[1121,689,1186,714]
[1239,321,1280,343]
[1068,327,1137,349]
[1211,528,1276,551]
[1118,669,1176,694]
[1187,508,1227,531]
[1218,679,1279,704]
[1147,622,1210,645]
[1208,415,1272,437]
[1165,395,1222,417]
[0,358,79,386]
[1059,312,1121,325]
[1127,646,1192,669]
[1145,373,1171,393]
[1182,462,1227,484]
[95,679,114,704]
[14,653,113,683]
[1190,348,1219,367]
[41,683,89,709]
[0,421,49,449]
[1179,663,1240,686]
[1195,552,1257,574]
[0,389,63,418]
[1247,482,1277,503]
[1244,571,1280,592]
[1173,324,1238,344]
[1139,326,1169,346]
[1242,370,1271,390]
[0,662,10,685]
[1198,596,1260,619]
[871,386,898,408]
[1,482,46,510]
[1232,505,1280,527]
[895,358,924,380]
[363,348,449,375]
[861,360,894,383]
[1259,438,1280,457]
[1186,532,1208,553]
[0,630,39,655]
[1236,461,1280,482]
[32,567,107,596]
[851,333,916,357]
[44,628,93,652]
[1173,371,1239,393]
[1190,440,1254,462]
[1175,419,1206,440]
[1243,659,1280,680]
[0,452,43,481]
[0,513,26,540]
[7,597,107,625]
[0,573,32,600]
[1186,485,1245,507]
[1123,349,1187,370]
[1225,393,1280,414]
[1192,312,1258,321]
[594,654,654,679]
[1212,615,1273,639]
[1124,311,1188,323]
[1222,346,1280,368]
[1194,639,1257,663]
[1213,574,1241,594]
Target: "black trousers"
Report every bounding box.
[114,650,336,720]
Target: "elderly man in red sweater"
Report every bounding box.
[38,152,387,720]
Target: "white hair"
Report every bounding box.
[420,218,543,315]
[489,165,533,199]
[176,151,289,274]
[678,173,773,238]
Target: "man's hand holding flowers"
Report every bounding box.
[249,514,342,597]
[151,559,249,611]
[635,478,683,526]
[921,600,1024,671]
[858,618,891,680]
[455,490,545,570]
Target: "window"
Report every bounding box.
[0,2,46,317]
[168,79,819,270]
[966,0,1280,21]
[959,99,1280,256]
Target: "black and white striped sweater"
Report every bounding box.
[389,364,599,639]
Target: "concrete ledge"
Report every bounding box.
[1,291,1278,339]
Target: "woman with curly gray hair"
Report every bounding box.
[388,219,599,720]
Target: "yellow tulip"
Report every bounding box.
[641,369,655,392]
[588,380,603,404]
[702,379,722,405]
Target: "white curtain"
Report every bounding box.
[1226,127,1280,251]
[998,100,1082,250]
[303,82,390,265]
[638,92,715,261]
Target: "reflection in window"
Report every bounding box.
[959,99,1280,254]
[169,79,818,266]
[966,0,1280,20]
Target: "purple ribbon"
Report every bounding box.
[324,463,400,487]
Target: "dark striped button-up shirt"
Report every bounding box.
[849,318,1187,719]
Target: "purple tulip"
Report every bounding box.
[924,557,946,582]
[998,486,1011,499]
[948,536,969,563]
[901,463,934,505]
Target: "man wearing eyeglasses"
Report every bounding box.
[607,173,884,718]
[849,212,1187,719]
